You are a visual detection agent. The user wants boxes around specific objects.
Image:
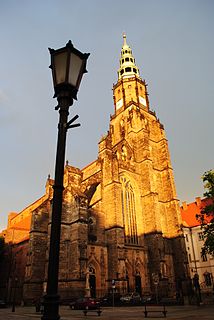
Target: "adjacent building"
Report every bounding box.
[0,35,188,304]
[181,197,214,293]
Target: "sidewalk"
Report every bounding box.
[0,304,214,320]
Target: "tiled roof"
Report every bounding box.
[180,198,213,227]
[10,215,31,231]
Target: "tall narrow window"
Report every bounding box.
[121,176,138,244]
[201,251,207,261]
[204,272,212,286]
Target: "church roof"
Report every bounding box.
[10,215,31,231]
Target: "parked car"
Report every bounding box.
[159,297,180,305]
[120,292,141,304]
[141,295,157,305]
[0,299,6,308]
[69,297,100,310]
[99,293,122,306]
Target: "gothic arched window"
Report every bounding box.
[121,176,138,244]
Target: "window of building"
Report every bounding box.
[133,68,137,73]
[188,253,192,262]
[121,145,127,161]
[204,272,212,286]
[198,232,204,241]
[130,58,133,62]
[160,262,168,278]
[201,251,207,262]
[186,234,189,242]
[120,176,138,245]
[125,67,131,72]
[120,69,124,75]
[125,57,129,62]
[122,59,124,63]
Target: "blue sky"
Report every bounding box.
[0,0,214,231]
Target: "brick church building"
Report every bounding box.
[0,35,188,304]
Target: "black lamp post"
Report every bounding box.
[42,41,89,320]
[12,277,18,312]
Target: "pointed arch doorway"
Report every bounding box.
[89,266,96,298]
[135,275,142,296]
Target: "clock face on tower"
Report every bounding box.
[116,98,123,110]
[139,96,147,107]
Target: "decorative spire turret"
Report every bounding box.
[113,35,149,112]
[117,34,140,80]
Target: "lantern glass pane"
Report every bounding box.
[54,52,67,85]
[68,53,83,87]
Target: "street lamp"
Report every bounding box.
[12,277,18,312]
[49,40,89,101]
[42,41,89,320]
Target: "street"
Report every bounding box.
[0,304,214,320]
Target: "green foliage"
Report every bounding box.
[198,170,214,255]
[202,223,214,255]
[202,170,214,198]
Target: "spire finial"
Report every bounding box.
[123,33,127,46]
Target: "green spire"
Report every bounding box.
[118,34,140,80]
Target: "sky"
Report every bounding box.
[0,0,214,231]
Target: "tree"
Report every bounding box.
[197,170,214,255]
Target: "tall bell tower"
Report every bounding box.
[114,34,149,113]
[98,34,188,296]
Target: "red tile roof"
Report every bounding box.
[11,215,31,231]
[181,198,213,227]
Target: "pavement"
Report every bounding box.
[0,304,214,320]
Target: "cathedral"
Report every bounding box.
[1,35,188,303]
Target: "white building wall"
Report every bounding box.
[183,226,214,291]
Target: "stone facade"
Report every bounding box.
[1,35,188,304]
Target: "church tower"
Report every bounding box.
[115,34,149,112]
[97,34,188,296]
[2,35,188,304]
